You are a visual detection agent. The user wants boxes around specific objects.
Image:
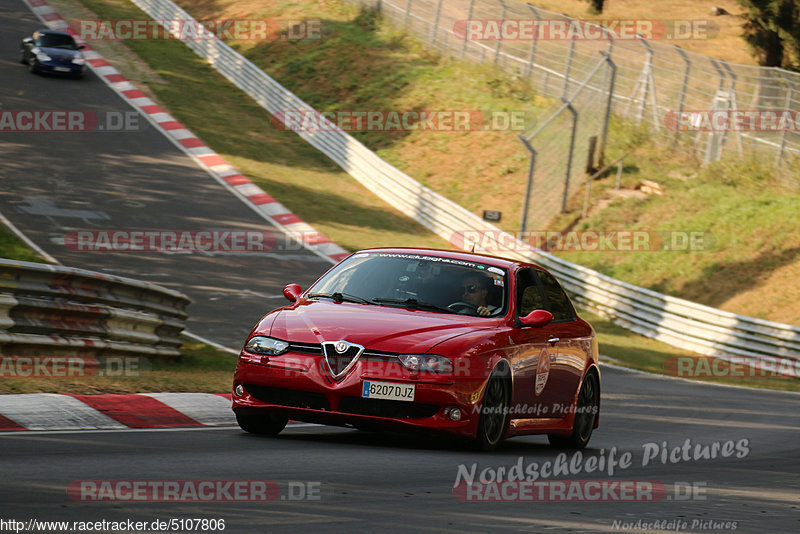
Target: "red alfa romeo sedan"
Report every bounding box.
[232,248,600,450]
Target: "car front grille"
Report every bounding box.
[338,397,440,419]
[244,384,330,411]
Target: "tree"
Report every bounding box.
[585,0,605,14]
[737,0,800,68]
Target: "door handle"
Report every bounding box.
[547,337,560,344]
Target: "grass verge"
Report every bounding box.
[0,225,49,263]
[0,339,237,394]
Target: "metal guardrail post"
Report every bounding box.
[672,45,691,149]
[404,0,413,30]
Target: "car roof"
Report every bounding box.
[355,247,537,270]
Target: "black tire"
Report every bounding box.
[473,367,510,451]
[548,372,599,450]
[28,59,38,74]
[19,49,27,64]
[236,412,288,436]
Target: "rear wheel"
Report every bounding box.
[548,372,598,449]
[473,367,509,451]
[236,412,288,436]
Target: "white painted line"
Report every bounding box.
[0,394,125,431]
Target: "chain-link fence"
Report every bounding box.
[517,54,616,231]
[358,0,800,166]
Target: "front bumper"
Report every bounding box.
[33,60,85,75]
[232,352,490,439]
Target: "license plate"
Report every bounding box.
[362,380,415,402]
[55,67,71,72]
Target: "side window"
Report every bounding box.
[516,268,546,317]
[535,270,575,322]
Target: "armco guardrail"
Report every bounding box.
[128,0,800,367]
[0,259,191,358]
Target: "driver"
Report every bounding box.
[460,274,497,317]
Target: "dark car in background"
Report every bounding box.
[20,29,86,77]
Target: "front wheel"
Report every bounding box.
[236,412,288,436]
[548,372,598,449]
[473,367,509,451]
[19,49,27,64]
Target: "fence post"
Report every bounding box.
[562,36,576,99]
[461,0,475,58]
[672,45,691,149]
[404,0,413,30]
[524,3,541,80]
[519,136,537,233]
[776,77,793,167]
[430,0,444,46]
[704,58,728,165]
[635,38,654,125]
[596,50,616,168]
[562,99,578,213]
[722,61,743,155]
[494,1,508,65]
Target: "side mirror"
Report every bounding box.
[23,38,34,44]
[78,44,86,49]
[282,283,303,302]
[518,309,553,328]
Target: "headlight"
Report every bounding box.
[398,354,453,374]
[244,336,289,356]
[72,57,85,65]
[34,49,51,62]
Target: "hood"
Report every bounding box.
[267,300,496,354]
[39,47,80,61]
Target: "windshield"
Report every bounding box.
[36,34,79,50]
[308,252,508,317]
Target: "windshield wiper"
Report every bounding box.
[372,297,456,314]
[307,292,370,304]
